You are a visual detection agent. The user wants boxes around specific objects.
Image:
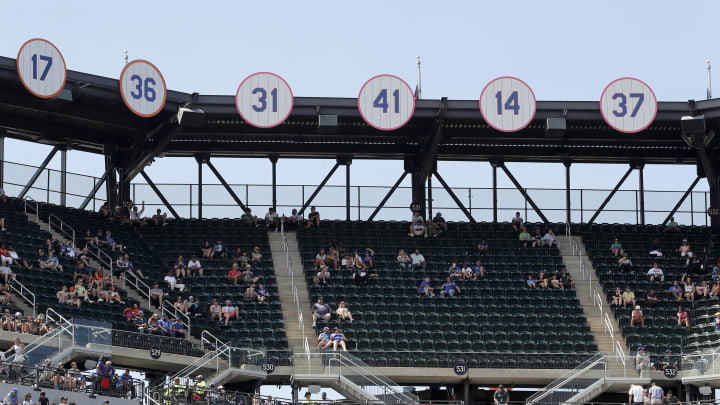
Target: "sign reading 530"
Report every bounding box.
[358,74,415,131]
[235,72,294,128]
[120,60,167,118]
[600,77,657,133]
[16,38,67,99]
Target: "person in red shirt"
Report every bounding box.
[228,263,241,285]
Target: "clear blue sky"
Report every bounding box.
[1,0,716,223]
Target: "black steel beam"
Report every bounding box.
[139,171,179,219]
[638,165,645,225]
[125,120,181,181]
[299,163,340,215]
[367,171,409,221]
[433,171,475,223]
[564,161,571,223]
[270,155,278,212]
[499,163,550,223]
[205,160,249,214]
[0,134,5,188]
[491,162,499,223]
[18,145,59,199]
[663,176,701,225]
[198,160,203,219]
[60,148,67,206]
[587,167,634,224]
[345,162,351,221]
[427,173,433,220]
[79,165,113,210]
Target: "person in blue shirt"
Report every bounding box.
[73,262,89,283]
[330,328,347,351]
[256,284,269,304]
[158,314,172,336]
[471,260,486,278]
[117,369,134,398]
[3,387,18,404]
[59,240,74,258]
[418,276,434,297]
[477,239,489,252]
[448,262,461,279]
[104,231,123,252]
[317,327,332,350]
[171,318,185,338]
[440,277,460,298]
[361,249,374,269]
[715,312,720,331]
[44,251,63,272]
[174,255,187,278]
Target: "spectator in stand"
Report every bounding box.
[410,249,426,270]
[0,188,5,204]
[311,297,332,327]
[336,301,352,322]
[306,206,321,228]
[317,327,332,350]
[664,217,680,233]
[112,206,129,223]
[648,239,663,257]
[697,280,710,299]
[440,277,460,298]
[418,276,434,297]
[646,289,659,308]
[118,254,147,280]
[83,228,98,247]
[677,239,691,257]
[237,250,251,270]
[531,225,544,248]
[559,269,575,289]
[647,382,664,404]
[124,303,143,321]
[618,255,632,273]
[221,300,239,327]
[340,253,353,269]
[518,226,531,247]
[647,263,664,282]
[623,287,636,308]
[662,350,678,370]
[213,240,227,259]
[326,247,340,269]
[677,306,690,327]
[144,314,160,334]
[158,314,172,336]
[314,265,331,285]
[543,229,557,248]
[201,241,213,258]
[329,328,348,351]
[104,231,123,252]
[681,276,696,302]
[1,309,16,332]
[511,212,523,231]
[58,239,75,258]
[130,201,146,226]
[150,282,165,308]
[448,262,461,280]
[711,280,720,298]
[397,250,411,270]
[472,261,487,278]
[72,262,90,283]
[164,270,185,292]
[536,271,549,288]
[630,305,645,327]
[428,212,447,237]
[242,267,260,283]
[251,247,263,270]
[245,283,257,301]
[712,262,720,282]
[152,209,168,226]
[209,299,221,321]
[549,274,562,289]
[256,284,269,304]
[187,254,204,276]
[461,262,473,280]
[51,361,67,389]
[715,312,720,331]
[0,284,14,306]
[117,369,135,398]
[361,249,374,269]
[185,296,201,316]
[265,208,280,232]
[408,214,427,237]
[174,255,188,278]
[286,209,302,230]
[478,239,489,252]
[74,279,90,302]
[3,388,18,404]
[352,264,377,285]
[171,317,185,338]
[669,281,684,301]
[240,208,258,227]
[664,390,679,404]
[100,285,124,304]
[228,263,242,285]
[526,274,537,288]
[57,286,80,308]
[610,238,624,257]
[0,260,15,284]
[39,250,63,272]
[7,245,31,269]
[686,252,703,274]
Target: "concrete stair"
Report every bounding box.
[557,235,630,377]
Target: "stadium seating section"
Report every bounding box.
[298,221,598,369]
[581,223,720,363]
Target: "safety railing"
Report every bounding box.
[85,242,114,275]
[122,269,191,336]
[22,196,38,216]
[8,277,36,317]
[281,220,311,360]
[526,352,606,405]
[48,213,76,250]
[615,340,627,377]
[15,308,74,368]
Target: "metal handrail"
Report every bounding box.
[615,340,627,377]
[201,329,230,351]
[8,278,36,318]
[122,269,191,335]
[86,243,114,275]
[22,196,38,216]
[526,352,605,404]
[48,213,76,250]
[13,308,74,365]
[281,220,310,359]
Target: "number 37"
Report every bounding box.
[612,93,644,118]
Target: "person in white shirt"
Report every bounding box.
[647,263,664,282]
[511,212,523,231]
[647,382,664,404]
[163,271,185,292]
[286,208,303,230]
[628,384,645,405]
[187,255,204,276]
[130,201,146,225]
[542,229,557,247]
[410,249,426,270]
[265,208,279,232]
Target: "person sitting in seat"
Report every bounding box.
[549,274,563,289]
[410,249,426,270]
[478,239,489,252]
[209,299,221,321]
[221,300,239,327]
[418,276,434,296]
[440,277,460,298]
[251,247,263,270]
[647,263,664,282]
[510,212,523,231]
[543,229,557,247]
[714,312,720,331]
[152,209,168,226]
[286,208,302,230]
[330,328,348,351]
[696,280,710,299]
[618,255,632,273]
[526,274,537,288]
[306,206,321,228]
[559,269,575,289]
[711,280,720,298]
[336,301,353,322]
[397,250,411,271]
[264,208,280,232]
[664,216,680,232]
[188,254,204,276]
[518,226,532,247]
[256,284,269,304]
[686,252,703,274]
[622,287,636,308]
[677,239,691,257]
[311,297,331,327]
[317,327,332,350]
[244,283,257,301]
[610,238,624,257]
[682,276,696,302]
[645,289,659,308]
[57,286,80,308]
[314,265,331,285]
[630,305,645,327]
[472,261,487,278]
[228,263,242,285]
[531,225,545,248]
[174,255,187,278]
[201,241,213,258]
[213,240,227,259]
[448,262,462,280]
[677,306,690,327]
[648,239,663,257]
[408,212,427,238]
[427,212,447,237]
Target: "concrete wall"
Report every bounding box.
[0,382,138,405]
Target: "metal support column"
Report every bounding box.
[18,145,59,199]
[637,164,645,225]
[60,147,67,206]
[368,171,409,221]
[79,165,114,210]
[140,171,179,219]
[205,159,249,213]
[498,163,549,223]
[198,160,203,219]
[0,134,4,188]
[299,162,340,215]
[663,176,701,224]
[492,162,498,223]
[345,161,351,221]
[564,161,571,223]
[427,173,433,220]
[433,170,476,223]
[269,155,278,212]
[588,166,634,224]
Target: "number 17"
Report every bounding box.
[31,54,53,81]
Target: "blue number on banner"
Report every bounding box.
[144,78,156,102]
[612,93,627,117]
[374,89,388,113]
[30,54,53,81]
[495,91,520,115]
[629,93,644,117]
[130,75,143,99]
[392,89,400,113]
[252,88,267,112]
[270,88,278,113]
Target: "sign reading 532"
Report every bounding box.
[235,72,294,128]
[120,60,167,117]
[600,77,657,133]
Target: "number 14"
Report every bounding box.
[495,91,519,115]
